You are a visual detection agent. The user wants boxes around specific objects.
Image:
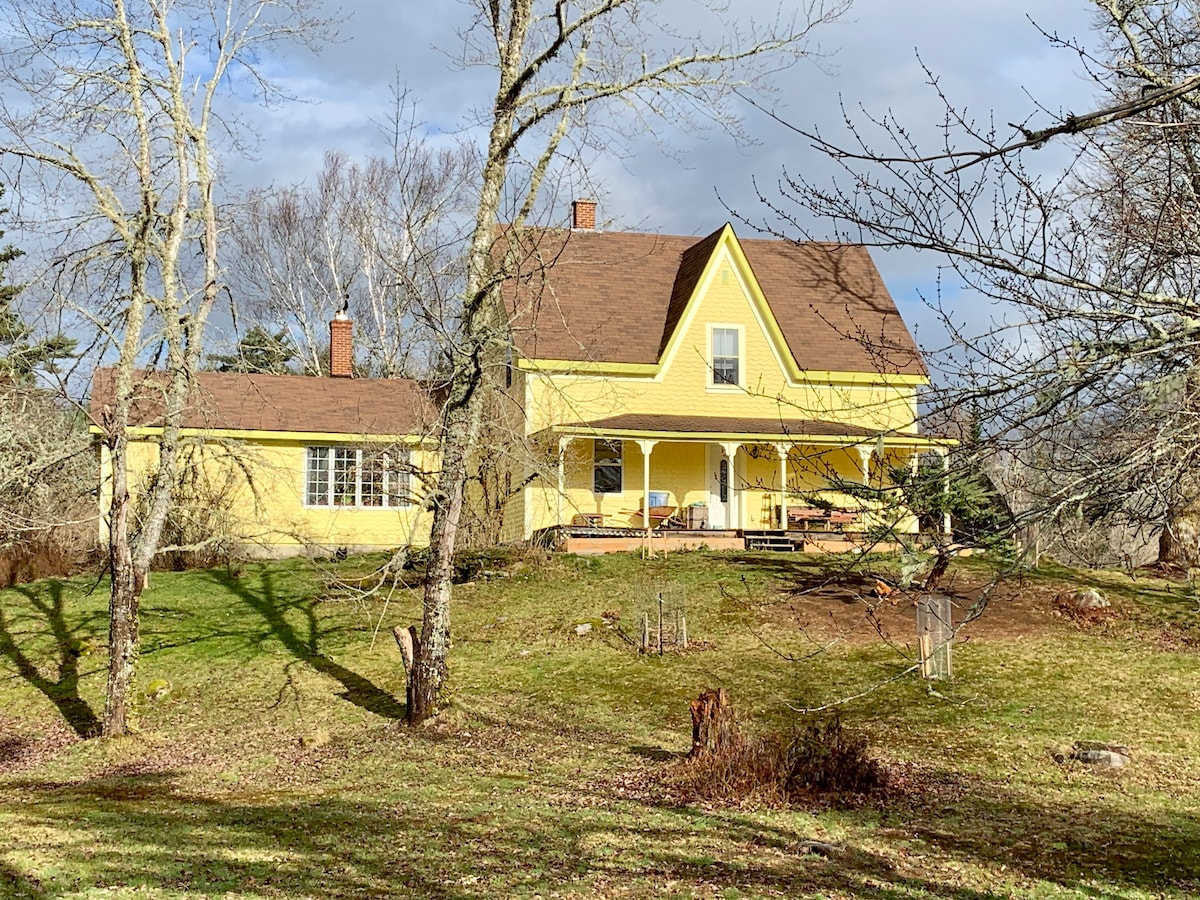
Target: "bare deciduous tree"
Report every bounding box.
[226,93,478,379]
[756,0,1200,570]
[405,0,851,724]
[0,0,328,736]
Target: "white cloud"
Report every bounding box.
[228,0,1100,358]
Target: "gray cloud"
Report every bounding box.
[235,0,1099,349]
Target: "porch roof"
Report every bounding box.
[551,413,942,446]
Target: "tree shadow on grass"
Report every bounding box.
[4,730,1194,899]
[206,569,406,720]
[890,767,1200,895]
[0,581,102,738]
[0,858,49,899]
[0,770,1018,900]
[620,762,1200,897]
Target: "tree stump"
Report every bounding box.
[392,625,420,713]
[688,687,735,759]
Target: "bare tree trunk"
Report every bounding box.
[103,439,141,736]
[1,1,330,738]
[404,84,512,722]
[408,386,482,723]
[924,549,952,594]
[1158,506,1200,567]
[1159,517,1182,564]
[392,624,420,713]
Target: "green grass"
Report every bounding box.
[2,550,1200,898]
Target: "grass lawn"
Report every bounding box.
[2,549,1199,898]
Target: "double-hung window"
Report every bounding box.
[593,440,623,494]
[305,445,413,508]
[711,326,740,386]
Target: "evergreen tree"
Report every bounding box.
[0,185,76,381]
[207,325,297,375]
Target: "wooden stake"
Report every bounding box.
[658,592,664,656]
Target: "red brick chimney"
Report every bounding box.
[329,310,353,378]
[571,198,596,230]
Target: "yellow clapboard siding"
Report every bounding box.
[103,436,434,554]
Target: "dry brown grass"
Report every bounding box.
[667,715,889,808]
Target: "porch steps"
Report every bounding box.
[742,530,804,552]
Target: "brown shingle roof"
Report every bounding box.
[659,227,725,357]
[501,225,926,376]
[89,369,437,436]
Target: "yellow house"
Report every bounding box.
[500,200,948,550]
[89,320,437,558]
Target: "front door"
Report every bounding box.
[707,444,729,529]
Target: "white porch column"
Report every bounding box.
[636,439,659,549]
[774,442,789,530]
[857,445,873,486]
[939,448,951,535]
[719,441,741,530]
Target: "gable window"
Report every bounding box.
[593,440,623,494]
[711,326,740,386]
[305,445,413,508]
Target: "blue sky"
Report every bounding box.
[0,0,1103,377]
[227,0,1099,351]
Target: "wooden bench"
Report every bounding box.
[828,510,860,531]
[780,506,861,531]
[571,512,605,527]
[785,507,831,529]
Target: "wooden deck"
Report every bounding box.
[540,526,874,554]
[556,527,745,554]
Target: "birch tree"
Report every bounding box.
[0,0,328,736]
[758,0,1200,568]
[226,96,477,379]
[404,0,849,724]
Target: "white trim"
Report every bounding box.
[658,242,797,389]
[520,236,926,392]
[707,322,745,391]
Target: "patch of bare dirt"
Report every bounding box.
[761,571,1076,644]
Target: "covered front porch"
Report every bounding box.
[525,414,952,548]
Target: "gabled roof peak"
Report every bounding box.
[498,224,925,378]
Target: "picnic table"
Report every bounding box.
[779,506,861,531]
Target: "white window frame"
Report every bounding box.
[593,439,624,495]
[305,445,413,508]
[708,324,744,390]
